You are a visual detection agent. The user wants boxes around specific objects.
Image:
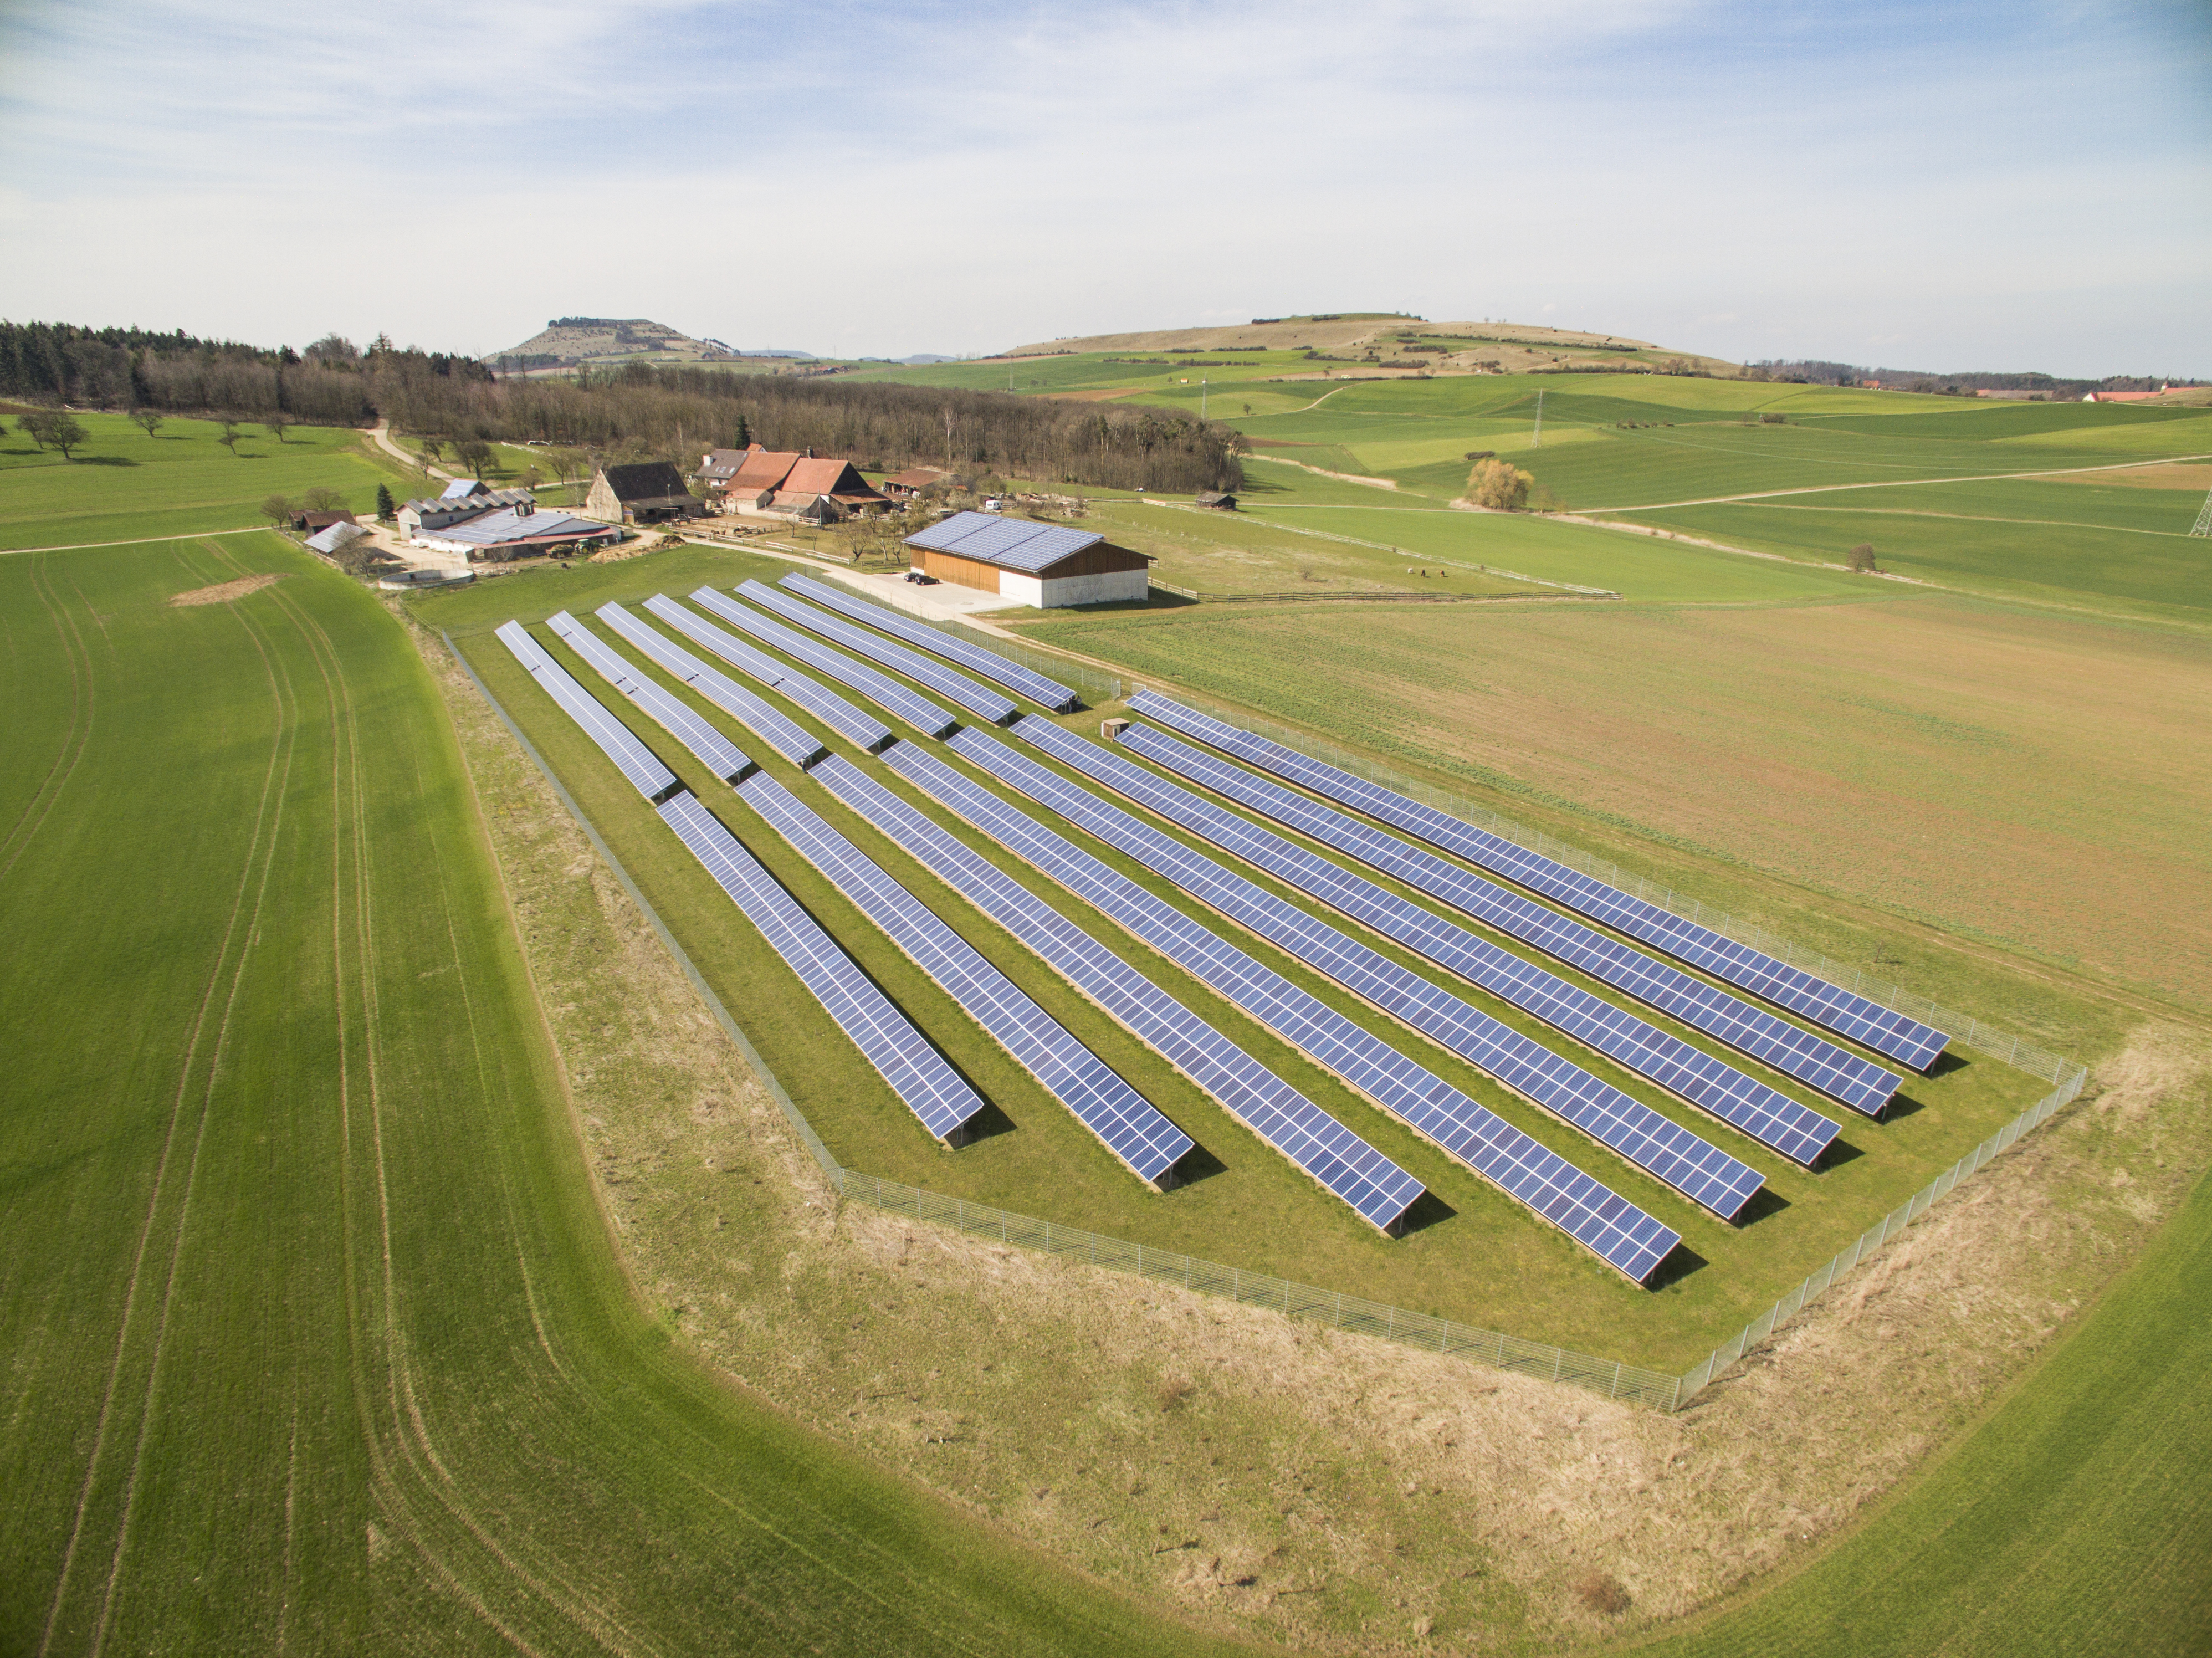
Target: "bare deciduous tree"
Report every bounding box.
[1465,457,1532,511]
[131,409,164,439]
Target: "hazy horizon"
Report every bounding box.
[3,1,2206,377]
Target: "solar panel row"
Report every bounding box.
[692,587,960,739]
[547,611,754,783]
[912,735,1681,1283]
[596,601,828,768]
[1129,692,1949,1072]
[658,794,985,1141]
[741,581,1018,724]
[641,594,893,752]
[495,620,679,803]
[1114,717,1900,1120]
[1115,724,1846,1165]
[732,770,1195,1185]
[815,755,1426,1232]
[777,572,1081,711]
[1011,718,1765,1220]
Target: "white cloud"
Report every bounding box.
[0,0,2205,373]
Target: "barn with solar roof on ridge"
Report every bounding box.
[905,509,1152,607]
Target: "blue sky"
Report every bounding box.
[1,1,2206,373]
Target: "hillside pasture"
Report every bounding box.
[0,412,413,549]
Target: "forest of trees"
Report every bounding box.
[0,323,1243,493]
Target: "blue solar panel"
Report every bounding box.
[815,756,1425,1232]
[641,595,893,753]
[1114,713,1901,1122]
[657,793,984,1141]
[739,580,1018,723]
[913,735,1682,1283]
[1011,718,1765,1220]
[1128,692,1949,1073]
[690,588,959,739]
[495,621,679,803]
[547,611,754,784]
[596,601,828,769]
[732,771,1194,1185]
[1114,724,1849,1164]
[778,573,1081,711]
[904,509,1105,574]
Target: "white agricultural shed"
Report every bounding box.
[304,520,375,556]
[412,501,619,560]
[904,510,1152,608]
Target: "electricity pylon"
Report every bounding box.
[1532,388,1544,449]
[2191,484,2212,538]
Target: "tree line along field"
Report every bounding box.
[0,410,420,550]
[0,534,1260,1656]
[426,547,2052,1372]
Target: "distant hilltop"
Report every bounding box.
[482,319,818,373]
[998,313,1660,357]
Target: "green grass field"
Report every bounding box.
[0,535,1262,1656]
[0,412,418,550]
[6,377,2204,1656]
[424,543,2056,1373]
[1626,1158,2212,1657]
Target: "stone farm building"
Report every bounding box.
[586,461,704,524]
[704,444,890,521]
[904,510,1151,607]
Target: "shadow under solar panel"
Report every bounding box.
[690,587,959,739]
[1113,722,1847,1165]
[658,793,985,1142]
[1010,717,1764,1222]
[740,581,1018,724]
[1129,692,1948,1072]
[596,602,828,769]
[815,754,1426,1233]
[912,733,1682,1284]
[777,572,1081,711]
[731,770,1194,1185]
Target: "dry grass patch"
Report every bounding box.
[167,570,286,606]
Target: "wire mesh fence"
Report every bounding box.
[460,633,2097,1413]
[1143,689,2078,1083]
[831,1170,1684,1408]
[1674,1060,2088,1401]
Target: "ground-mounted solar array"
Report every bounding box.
[816,756,1426,1231]
[918,733,1683,1282]
[692,586,960,738]
[741,579,1020,723]
[496,620,679,802]
[1127,690,1950,1071]
[1112,722,1844,1166]
[779,571,1082,710]
[597,600,829,767]
[549,610,754,783]
[1119,699,1902,1117]
[659,793,987,1140]
[733,770,1196,1186]
[644,592,893,751]
[1012,716,1766,1221]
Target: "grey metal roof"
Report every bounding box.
[904,510,1104,575]
[441,479,488,499]
[305,521,372,554]
[436,508,610,545]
